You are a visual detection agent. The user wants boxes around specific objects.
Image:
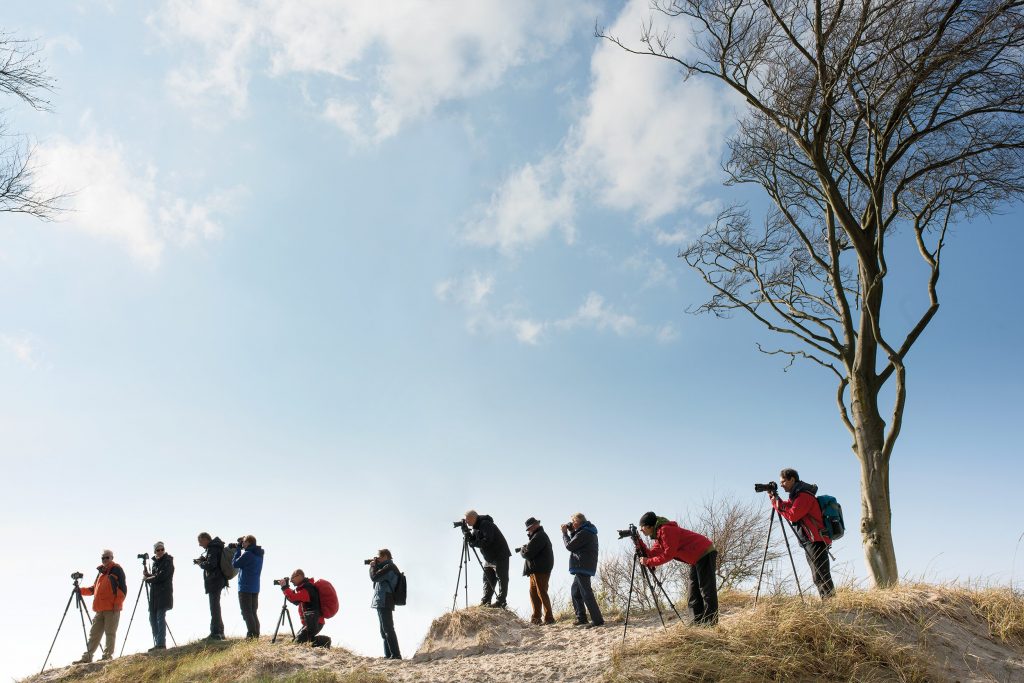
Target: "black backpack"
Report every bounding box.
[392,571,407,607]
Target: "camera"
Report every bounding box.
[754,481,778,494]
[137,552,149,560]
[452,520,467,530]
[227,543,238,549]
[193,557,203,565]
[273,578,289,586]
[70,571,84,580]
[364,559,375,565]
[514,546,523,553]
[617,524,639,540]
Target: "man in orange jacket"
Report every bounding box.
[73,549,127,664]
[638,512,719,626]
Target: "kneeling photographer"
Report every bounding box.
[638,512,719,626]
[765,468,834,598]
[279,570,330,647]
[368,549,401,659]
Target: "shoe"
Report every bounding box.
[147,646,166,652]
[206,634,225,641]
[530,618,542,625]
[72,657,92,665]
[544,618,556,625]
[99,655,113,661]
[572,620,588,627]
[491,602,507,609]
[479,601,492,608]
[585,622,605,629]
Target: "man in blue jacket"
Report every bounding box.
[231,535,264,639]
[369,548,401,659]
[562,513,604,628]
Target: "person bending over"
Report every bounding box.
[463,509,511,608]
[638,512,719,626]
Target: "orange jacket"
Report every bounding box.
[80,563,127,612]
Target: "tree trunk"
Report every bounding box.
[850,374,899,586]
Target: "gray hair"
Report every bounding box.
[572,512,587,524]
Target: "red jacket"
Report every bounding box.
[642,521,713,567]
[772,490,831,545]
[283,581,325,626]
[80,563,127,612]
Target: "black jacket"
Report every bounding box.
[563,522,599,576]
[147,553,174,611]
[199,537,227,593]
[520,526,554,576]
[469,515,511,564]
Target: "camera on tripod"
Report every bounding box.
[137,552,149,560]
[70,571,83,580]
[452,520,468,530]
[754,481,778,494]
[617,524,639,540]
[273,578,289,586]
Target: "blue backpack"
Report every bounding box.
[816,495,845,541]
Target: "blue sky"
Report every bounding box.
[2,1,1022,679]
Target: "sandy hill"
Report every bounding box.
[24,586,1024,683]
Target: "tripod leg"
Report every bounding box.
[452,540,467,612]
[120,578,147,656]
[272,598,288,643]
[41,587,77,673]
[640,565,667,628]
[778,515,806,602]
[463,543,469,609]
[650,568,684,622]
[754,509,777,607]
[622,554,639,643]
[285,608,295,638]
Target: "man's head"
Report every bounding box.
[464,510,479,526]
[153,542,165,558]
[639,511,659,538]
[100,549,114,568]
[571,512,586,530]
[197,532,212,548]
[525,517,541,532]
[242,535,256,548]
[377,548,392,562]
[290,569,306,585]
[779,468,799,493]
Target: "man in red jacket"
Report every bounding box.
[73,549,127,664]
[638,512,719,626]
[280,569,331,648]
[768,468,834,598]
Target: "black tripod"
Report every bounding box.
[41,575,93,673]
[621,527,684,642]
[271,594,296,643]
[754,507,807,606]
[121,555,177,656]
[451,529,496,611]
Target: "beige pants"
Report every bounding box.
[82,610,120,660]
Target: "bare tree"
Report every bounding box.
[600,1,1024,586]
[0,32,64,219]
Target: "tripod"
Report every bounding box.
[754,507,807,606]
[451,531,496,611]
[271,594,296,643]
[121,555,177,656]
[621,547,684,642]
[41,577,93,673]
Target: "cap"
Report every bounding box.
[525,517,541,528]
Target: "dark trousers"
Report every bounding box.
[806,542,835,598]
[528,572,554,623]
[688,550,719,625]
[481,556,510,605]
[296,611,324,645]
[570,574,604,625]
[377,607,401,659]
[208,588,224,637]
[148,608,167,647]
[239,591,260,637]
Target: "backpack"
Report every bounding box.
[219,546,238,581]
[313,579,339,619]
[817,495,845,541]
[392,571,407,607]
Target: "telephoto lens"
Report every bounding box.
[452,520,465,529]
[363,559,374,565]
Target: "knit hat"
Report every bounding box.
[639,511,658,528]
[525,517,541,528]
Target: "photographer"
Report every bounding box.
[463,510,511,608]
[72,550,127,664]
[195,532,226,640]
[519,517,555,625]
[143,542,174,651]
[638,511,719,626]
[562,513,603,628]
[369,549,401,659]
[231,535,264,639]
[280,569,330,647]
[767,468,834,598]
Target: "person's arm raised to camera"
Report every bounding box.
[642,528,673,568]
[773,492,813,523]
[231,546,248,569]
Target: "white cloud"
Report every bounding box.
[32,132,238,268]
[656,324,680,344]
[556,292,637,336]
[1,334,37,368]
[624,249,676,289]
[435,271,495,307]
[151,1,580,140]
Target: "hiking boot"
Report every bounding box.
[72,657,92,665]
[148,645,166,652]
[572,620,588,627]
[99,655,113,661]
[585,622,605,629]
[490,602,507,609]
[544,618,557,625]
[530,618,542,625]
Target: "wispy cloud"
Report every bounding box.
[1,334,38,368]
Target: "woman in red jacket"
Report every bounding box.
[639,512,719,626]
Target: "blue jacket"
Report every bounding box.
[564,522,599,576]
[370,560,399,610]
[231,545,264,594]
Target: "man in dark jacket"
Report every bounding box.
[768,468,835,598]
[231,535,264,638]
[369,548,401,659]
[281,569,330,647]
[518,517,555,625]
[464,510,511,608]
[562,513,603,628]
[143,541,174,651]
[639,511,718,625]
[195,532,226,640]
